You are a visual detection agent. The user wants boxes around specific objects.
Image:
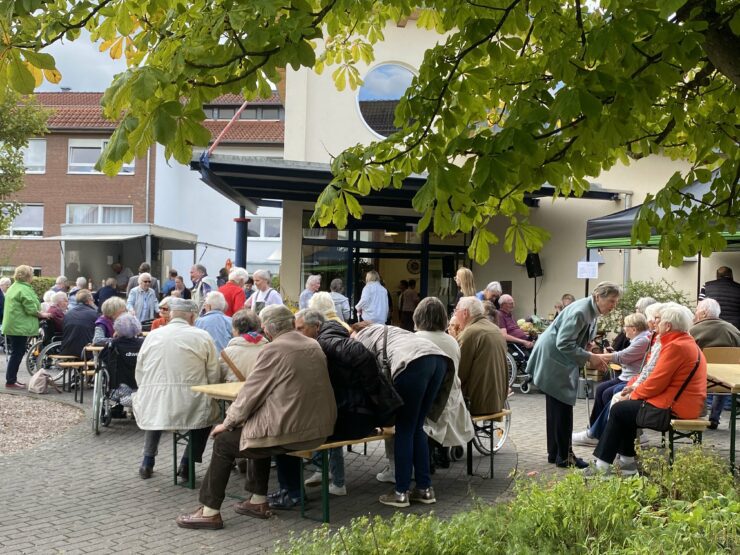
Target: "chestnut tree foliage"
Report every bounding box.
[2,0,738,265]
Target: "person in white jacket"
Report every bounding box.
[134,298,223,481]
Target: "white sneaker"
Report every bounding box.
[328,484,347,496]
[304,471,331,487]
[376,466,396,483]
[616,460,639,476]
[638,432,649,445]
[572,429,598,446]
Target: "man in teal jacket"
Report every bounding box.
[3,265,49,388]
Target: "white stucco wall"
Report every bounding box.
[154,144,283,283]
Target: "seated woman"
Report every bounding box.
[93,297,127,345]
[219,309,267,382]
[150,297,171,330]
[586,303,706,475]
[414,297,475,469]
[572,312,651,445]
[102,313,145,410]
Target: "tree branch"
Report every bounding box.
[575,0,586,51]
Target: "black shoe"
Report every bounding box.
[708,420,719,430]
[267,488,288,502]
[110,404,125,419]
[268,490,302,510]
[139,466,153,479]
[177,463,190,482]
[435,447,451,469]
[556,454,589,469]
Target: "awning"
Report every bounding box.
[191,154,622,210]
[43,234,143,242]
[42,223,198,251]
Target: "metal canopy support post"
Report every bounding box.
[145,234,152,265]
[584,248,591,297]
[234,206,249,268]
[420,231,430,297]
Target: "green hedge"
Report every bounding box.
[30,277,56,300]
[277,448,739,554]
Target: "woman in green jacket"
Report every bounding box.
[3,265,49,388]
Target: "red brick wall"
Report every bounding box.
[0,132,154,276]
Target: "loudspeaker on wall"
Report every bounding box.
[525,253,543,278]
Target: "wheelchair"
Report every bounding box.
[92,337,142,435]
[25,320,61,376]
[470,398,512,456]
[506,342,534,393]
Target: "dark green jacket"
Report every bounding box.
[2,281,40,337]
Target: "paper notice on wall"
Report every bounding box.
[577,261,599,279]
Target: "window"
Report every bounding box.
[4,204,44,236]
[68,139,135,174]
[23,139,46,173]
[0,266,41,277]
[205,106,284,120]
[218,108,236,120]
[245,217,281,239]
[358,64,415,137]
[261,107,280,120]
[67,204,133,224]
[239,108,258,120]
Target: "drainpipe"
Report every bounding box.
[622,193,632,286]
[145,146,151,224]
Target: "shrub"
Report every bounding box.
[30,276,55,300]
[600,279,690,334]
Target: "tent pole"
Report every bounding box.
[584,248,590,297]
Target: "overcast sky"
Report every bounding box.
[38,30,126,92]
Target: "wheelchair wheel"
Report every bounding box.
[449,445,465,461]
[505,352,517,387]
[519,378,532,394]
[472,400,511,455]
[25,338,45,375]
[92,369,111,434]
[36,341,65,383]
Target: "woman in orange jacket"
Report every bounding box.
[586,303,706,475]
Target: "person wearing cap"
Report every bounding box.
[134,298,224,481]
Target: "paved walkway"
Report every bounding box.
[1,360,735,554]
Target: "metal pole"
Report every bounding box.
[234,206,249,268]
[584,248,591,297]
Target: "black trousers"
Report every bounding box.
[593,399,641,463]
[198,428,300,510]
[545,394,573,463]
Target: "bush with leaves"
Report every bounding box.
[599,279,691,334]
[29,277,55,301]
[277,447,738,554]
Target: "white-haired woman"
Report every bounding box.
[528,282,621,468]
[126,272,159,322]
[329,278,351,322]
[151,297,171,330]
[102,313,145,415]
[355,271,389,324]
[219,267,248,316]
[68,276,88,307]
[309,291,351,332]
[587,304,706,475]
[244,269,282,315]
[93,296,127,345]
[299,274,321,310]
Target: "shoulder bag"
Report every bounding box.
[375,325,404,426]
[635,347,701,432]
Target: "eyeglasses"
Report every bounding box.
[160,307,169,312]
[142,280,151,283]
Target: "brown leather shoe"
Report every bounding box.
[175,507,224,530]
[234,499,272,519]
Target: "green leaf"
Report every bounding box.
[20,49,56,70]
[579,90,602,119]
[659,0,688,19]
[8,54,36,94]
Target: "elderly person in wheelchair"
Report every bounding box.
[100,313,145,418]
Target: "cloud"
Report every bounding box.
[37,30,127,92]
[358,64,415,101]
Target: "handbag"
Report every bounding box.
[374,325,404,426]
[635,347,701,432]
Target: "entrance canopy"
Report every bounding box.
[191,154,622,210]
[586,174,740,250]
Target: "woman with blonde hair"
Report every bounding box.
[454,267,476,302]
[3,265,50,389]
[310,291,352,332]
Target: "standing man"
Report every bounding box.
[162,270,178,297]
[190,264,213,314]
[52,275,69,293]
[126,273,159,322]
[175,305,336,528]
[134,298,222,480]
[700,266,740,329]
[454,297,509,416]
[244,269,283,315]
[399,279,420,331]
[218,267,248,316]
[111,262,134,292]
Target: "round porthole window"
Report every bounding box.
[357,64,415,138]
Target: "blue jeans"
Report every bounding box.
[5,335,28,385]
[311,447,345,487]
[709,394,731,423]
[589,382,627,439]
[392,355,446,493]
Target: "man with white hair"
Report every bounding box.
[244,269,283,315]
[218,267,248,316]
[498,294,535,349]
[126,262,160,297]
[134,298,221,481]
[299,274,321,310]
[195,291,233,352]
[454,296,509,415]
[67,277,88,307]
[690,297,740,429]
[126,272,159,322]
[476,281,502,308]
[176,305,336,529]
[52,275,69,293]
[190,264,213,314]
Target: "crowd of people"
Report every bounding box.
[1,261,737,530]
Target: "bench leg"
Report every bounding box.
[173,433,179,486]
[187,432,195,489]
[299,460,306,518]
[730,393,737,475]
[321,450,330,523]
[489,422,495,479]
[466,440,473,476]
[668,429,675,464]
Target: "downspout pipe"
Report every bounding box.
[622,192,632,286]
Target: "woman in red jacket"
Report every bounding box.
[587,303,706,475]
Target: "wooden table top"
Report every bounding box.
[85,345,104,352]
[706,363,740,394]
[191,382,244,401]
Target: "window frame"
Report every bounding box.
[22,139,47,174]
[67,138,135,175]
[245,217,282,240]
[2,203,44,237]
[66,203,134,225]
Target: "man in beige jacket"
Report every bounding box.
[455,296,509,416]
[176,305,337,530]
